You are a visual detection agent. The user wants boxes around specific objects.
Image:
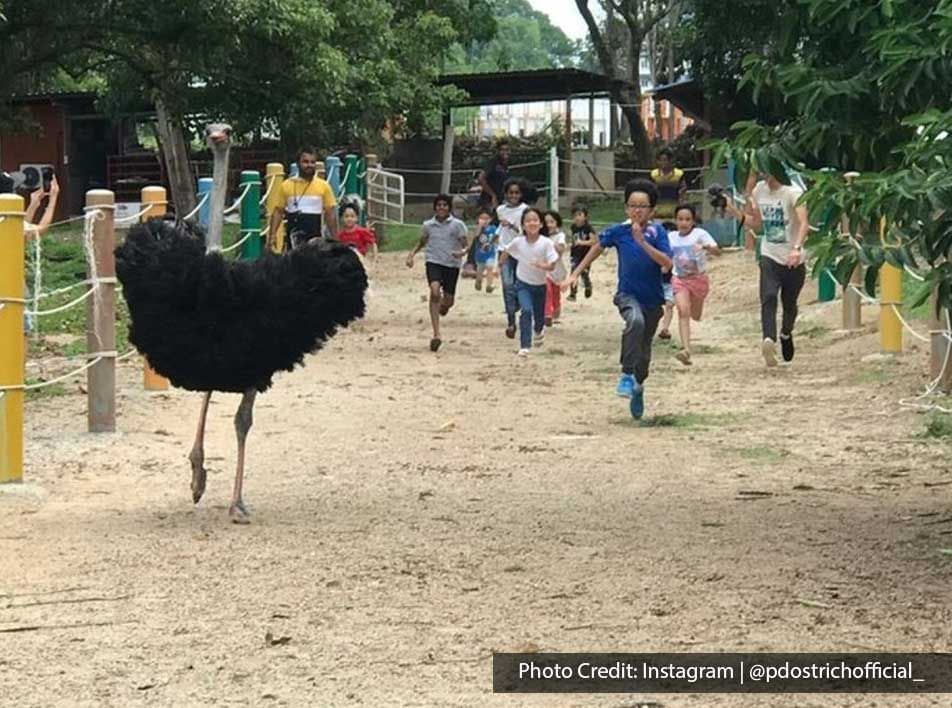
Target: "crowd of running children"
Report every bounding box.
[404,168,809,421]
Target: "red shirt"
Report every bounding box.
[337,226,376,255]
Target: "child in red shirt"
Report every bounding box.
[337,203,378,261]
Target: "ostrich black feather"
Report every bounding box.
[116,219,366,393]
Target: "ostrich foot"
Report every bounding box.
[229,501,251,524]
[189,448,207,504]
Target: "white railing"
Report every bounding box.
[366,167,405,225]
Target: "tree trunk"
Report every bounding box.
[154,95,197,216]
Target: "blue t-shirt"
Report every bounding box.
[598,220,672,309]
[475,224,498,263]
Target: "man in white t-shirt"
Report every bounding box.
[747,174,809,366]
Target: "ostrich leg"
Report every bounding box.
[229,389,257,524]
[189,392,213,503]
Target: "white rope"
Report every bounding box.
[114,203,162,224]
[221,229,256,253]
[887,303,932,343]
[182,193,209,221]
[223,182,257,215]
[0,356,104,391]
[336,163,354,199]
[259,174,277,206]
[899,310,952,413]
[23,284,97,316]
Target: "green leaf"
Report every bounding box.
[733,155,751,194]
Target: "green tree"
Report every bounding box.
[574,0,677,165]
[713,0,952,337]
[447,0,579,72]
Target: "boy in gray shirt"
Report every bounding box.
[406,194,469,352]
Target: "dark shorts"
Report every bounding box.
[425,262,461,296]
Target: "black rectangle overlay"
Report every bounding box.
[492,653,952,693]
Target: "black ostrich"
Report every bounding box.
[116,124,367,523]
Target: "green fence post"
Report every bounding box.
[239,170,262,260]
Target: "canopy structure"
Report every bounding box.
[434,68,637,191]
[437,68,633,106]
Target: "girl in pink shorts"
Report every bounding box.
[670,204,720,365]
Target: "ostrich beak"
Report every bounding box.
[209,131,228,144]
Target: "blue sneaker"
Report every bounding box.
[616,374,635,398]
[630,382,644,419]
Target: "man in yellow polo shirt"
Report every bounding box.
[267,147,338,251]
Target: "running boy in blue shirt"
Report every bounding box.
[564,179,673,419]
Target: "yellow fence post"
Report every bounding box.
[265,163,285,253]
[0,193,25,483]
[880,218,903,354]
[140,186,170,391]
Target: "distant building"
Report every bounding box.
[459,53,691,145]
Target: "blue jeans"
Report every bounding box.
[516,278,546,349]
[500,257,519,327]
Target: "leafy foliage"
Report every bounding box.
[712,0,952,311]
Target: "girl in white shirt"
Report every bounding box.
[543,210,568,326]
[670,204,720,365]
[496,179,530,338]
[498,208,558,356]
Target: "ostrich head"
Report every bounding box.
[204,122,233,252]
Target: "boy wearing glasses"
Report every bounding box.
[564,179,673,419]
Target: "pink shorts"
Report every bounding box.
[672,274,710,302]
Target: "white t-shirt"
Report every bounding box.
[752,181,805,265]
[496,202,528,250]
[505,235,558,286]
[671,227,717,277]
[546,231,568,283]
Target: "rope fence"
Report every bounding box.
[181,192,209,221]
[223,181,256,215]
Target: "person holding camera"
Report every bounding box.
[743,173,809,367]
[267,147,338,252]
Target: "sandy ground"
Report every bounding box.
[2,249,951,708]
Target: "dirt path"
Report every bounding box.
[2,250,950,708]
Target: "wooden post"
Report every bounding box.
[265,163,285,253]
[85,190,117,433]
[842,172,862,330]
[0,193,25,482]
[440,110,454,195]
[564,96,572,198]
[141,186,170,391]
[588,92,596,150]
[929,292,952,393]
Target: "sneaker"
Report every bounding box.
[658,330,672,340]
[761,338,778,367]
[505,325,516,339]
[517,348,530,357]
[568,292,577,302]
[429,337,442,352]
[630,382,645,419]
[616,374,635,398]
[533,329,545,347]
[584,286,592,299]
[486,285,495,294]
[475,279,482,291]
[544,317,553,327]
[780,333,795,363]
[675,350,692,366]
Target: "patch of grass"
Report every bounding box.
[797,322,830,340]
[377,223,419,252]
[853,364,896,385]
[25,381,69,400]
[612,411,744,429]
[902,269,932,320]
[923,413,952,439]
[732,445,790,463]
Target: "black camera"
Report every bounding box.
[21,165,54,191]
[707,183,728,210]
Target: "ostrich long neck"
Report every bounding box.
[206,144,230,251]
